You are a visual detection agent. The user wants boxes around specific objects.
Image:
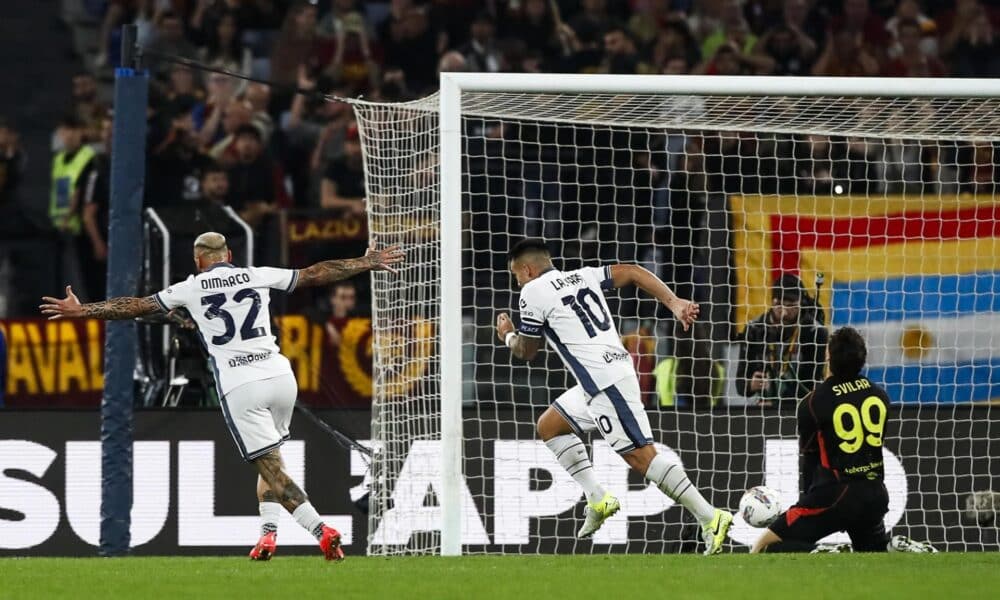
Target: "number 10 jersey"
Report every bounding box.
[155,262,298,395]
[517,266,636,396]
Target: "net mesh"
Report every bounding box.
[352,88,1000,556]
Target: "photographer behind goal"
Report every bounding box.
[737,273,827,405]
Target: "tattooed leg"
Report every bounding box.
[254,450,308,512]
[254,449,328,540]
[257,473,278,502]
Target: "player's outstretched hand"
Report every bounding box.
[39,286,84,320]
[365,243,405,273]
[672,299,700,331]
[496,312,514,341]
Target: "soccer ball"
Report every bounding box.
[739,486,782,528]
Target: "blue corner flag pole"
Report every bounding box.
[101,25,147,557]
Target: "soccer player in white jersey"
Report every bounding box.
[41,232,404,562]
[495,240,733,554]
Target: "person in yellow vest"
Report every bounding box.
[655,322,725,408]
[51,115,96,298]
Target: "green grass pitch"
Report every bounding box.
[3,554,998,599]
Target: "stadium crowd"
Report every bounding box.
[1,0,1000,406]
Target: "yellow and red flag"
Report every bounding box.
[732,195,1000,404]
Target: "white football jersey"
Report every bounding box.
[517,266,636,395]
[155,263,298,395]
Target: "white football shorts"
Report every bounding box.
[219,373,297,461]
[551,375,654,454]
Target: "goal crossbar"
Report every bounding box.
[441,73,1000,98]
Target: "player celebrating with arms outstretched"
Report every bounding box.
[41,232,404,561]
[496,240,732,554]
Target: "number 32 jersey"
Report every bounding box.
[517,266,636,396]
[155,262,299,395]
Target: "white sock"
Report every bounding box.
[291,502,326,540]
[259,501,282,536]
[645,454,716,525]
[544,434,606,505]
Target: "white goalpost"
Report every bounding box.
[352,74,1000,556]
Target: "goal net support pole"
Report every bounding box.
[101,25,148,556]
[439,73,464,557]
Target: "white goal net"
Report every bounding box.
[352,76,1000,556]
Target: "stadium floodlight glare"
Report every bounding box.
[351,74,1000,556]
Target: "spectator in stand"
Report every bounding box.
[0,118,39,318]
[556,16,605,74]
[697,1,775,74]
[438,50,468,73]
[195,73,238,147]
[946,5,1000,77]
[199,11,252,74]
[811,29,879,76]
[206,99,254,166]
[316,0,360,37]
[226,124,279,226]
[427,0,478,53]
[627,0,675,48]
[145,11,200,76]
[322,11,379,94]
[320,122,365,216]
[166,64,204,102]
[50,115,96,298]
[502,0,564,65]
[380,3,438,94]
[780,0,826,49]
[96,0,140,67]
[697,42,760,75]
[601,25,644,74]
[198,163,231,206]
[287,68,352,204]
[828,0,889,56]
[700,0,759,59]
[885,0,938,60]
[146,96,212,207]
[0,119,24,208]
[70,73,107,145]
[324,280,358,347]
[939,0,1000,57]
[755,24,817,75]
[81,117,112,300]
[460,13,502,73]
[244,83,274,142]
[661,55,691,74]
[309,92,354,162]
[650,17,701,72]
[882,18,946,77]
[569,0,609,40]
[271,2,323,90]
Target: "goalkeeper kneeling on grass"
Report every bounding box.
[751,327,936,554]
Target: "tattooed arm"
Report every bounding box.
[495,312,543,361]
[295,243,405,288]
[40,286,164,320]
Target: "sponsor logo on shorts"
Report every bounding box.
[228,351,273,368]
